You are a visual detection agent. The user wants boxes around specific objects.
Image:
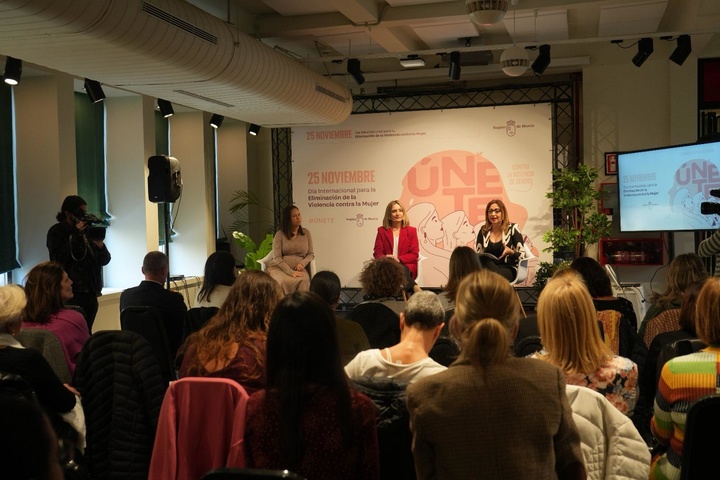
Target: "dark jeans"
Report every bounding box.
[479,256,516,282]
[67,291,99,332]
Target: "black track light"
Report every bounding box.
[670,35,692,66]
[158,99,174,118]
[449,51,461,80]
[2,57,22,86]
[249,124,261,136]
[531,44,551,75]
[210,114,224,129]
[84,79,106,103]
[347,58,365,85]
[632,38,653,67]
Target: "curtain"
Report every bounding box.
[74,93,108,222]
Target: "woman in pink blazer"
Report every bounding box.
[373,200,420,292]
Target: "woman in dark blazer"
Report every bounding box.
[373,200,420,292]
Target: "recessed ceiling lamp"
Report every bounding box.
[400,55,425,68]
[465,0,509,26]
[501,45,529,77]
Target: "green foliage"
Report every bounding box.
[229,189,274,234]
[534,260,571,293]
[542,165,611,258]
[232,231,274,270]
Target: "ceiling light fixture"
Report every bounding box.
[449,52,462,80]
[531,44,551,75]
[400,56,425,68]
[501,10,528,77]
[347,58,365,85]
[2,57,22,86]
[632,38,654,67]
[669,35,692,66]
[157,99,174,118]
[249,124,261,136]
[210,114,224,129]
[84,79,106,103]
[465,0,509,26]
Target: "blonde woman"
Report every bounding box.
[535,272,639,415]
[407,270,585,480]
[373,200,420,293]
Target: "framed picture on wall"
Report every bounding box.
[605,152,618,175]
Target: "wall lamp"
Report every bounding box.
[347,58,365,85]
[84,79,106,103]
[249,124,261,136]
[210,114,224,129]
[2,57,22,86]
[158,99,174,118]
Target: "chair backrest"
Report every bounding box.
[121,306,176,382]
[596,310,622,354]
[202,468,305,480]
[656,338,706,382]
[510,258,530,286]
[350,302,401,349]
[428,336,460,367]
[642,308,681,348]
[16,328,72,384]
[680,394,720,480]
[149,377,250,480]
[514,335,543,357]
[183,306,219,342]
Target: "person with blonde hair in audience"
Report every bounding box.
[534,271,639,415]
[244,291,379,479]
[178,270,281,395]
[407,270,585,480]
[22,261,90,375]
[650,276,720,480]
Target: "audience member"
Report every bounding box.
[22,261,89,375]
[639,253,708,338]
[244,291,380,480]
[438,246,481,312]
[47,195,111,331]
[570,256,637,330]
[119,251,188,356]
[309,271,370,365]
[266,205,315,294]
[0,285,77,427]
[345,291,446,383]
[651,277,720,480]
[195,251,237,308]
[406,270,585,480]
[534,272,639,415]
[178,270,281,395]
[359,257,407,313]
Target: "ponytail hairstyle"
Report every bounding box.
[454,270,519,368]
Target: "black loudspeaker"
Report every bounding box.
[148,155,182,203]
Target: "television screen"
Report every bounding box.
[617,140,720,232]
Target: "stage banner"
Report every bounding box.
[292,104,553,287]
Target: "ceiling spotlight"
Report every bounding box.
[347,58,365,85]
[632,38,654,67]
[84,79,106,103]
[400,55,425,68]
[449,52,462,80]
[249,124,261,136]
[465,0,508,26]
[157,99,174,118]
[531,44,551,75]
[669,35,692,66]
[2,57,22,86]
[210,114,224,129]
[500,45,529,77]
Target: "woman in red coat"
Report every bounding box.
[373,200,420,293]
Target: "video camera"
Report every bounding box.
[700,189,720,216]
[72,208,106,240]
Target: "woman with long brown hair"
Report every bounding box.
[475,199,525,281]
[178,270,282,394]
[266,205,315,294]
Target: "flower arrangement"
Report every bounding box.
[232,231,274,270]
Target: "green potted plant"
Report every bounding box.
[542,164,612,259]
[232,231,274,270]
[228,189,276,270]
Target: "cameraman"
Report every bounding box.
[47,195,111,331]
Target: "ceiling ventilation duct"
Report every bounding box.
[0,0,352,126]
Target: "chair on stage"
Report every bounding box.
[510,258,530,318]
[257,252,317,278]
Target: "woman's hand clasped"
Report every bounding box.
[499,246,514,259]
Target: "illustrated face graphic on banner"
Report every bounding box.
[669,159,720,229]
[292,105,553,287]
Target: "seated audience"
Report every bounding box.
[639,253,708,338]
[406,270,585,480]
[438,246,481,312]
[310,271,370,365]
[359,257,407,313]
[345,291,446,383]
[195,251,237,308]
[178,270,281,395]
[0,285,77,428]
[120,251,188,356]
[651,277,720,480]
[534,272,639,415]
[244,291,380,480]
[22,261,89,375]
[570,256,637,329]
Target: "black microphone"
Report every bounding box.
[710,188,720,198]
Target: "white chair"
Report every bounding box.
[257,251,316,278]
[510,258,529,318]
